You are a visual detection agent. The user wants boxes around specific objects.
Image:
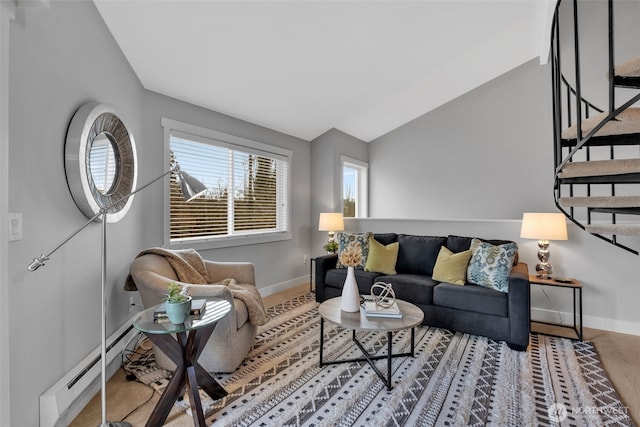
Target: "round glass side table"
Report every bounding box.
[133,298,231,427]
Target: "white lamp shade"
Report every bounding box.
[318,212,344,232]
[520,212,568,241]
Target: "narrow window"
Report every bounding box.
[342,157,368,218]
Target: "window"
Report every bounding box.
[342,157,368,218]
[162,119,291,248]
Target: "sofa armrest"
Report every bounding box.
[507,262,530,350]
[315,254,338,302]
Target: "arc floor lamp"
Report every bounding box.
[27,102,206,427]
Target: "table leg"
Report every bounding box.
[386,331,392,390]
[319,317,325,366]
[142,325,227,427]
[578,287,583,341]
[146,366,186,427]
[410,327,415,356]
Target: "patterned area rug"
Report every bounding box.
[125,293,634,426]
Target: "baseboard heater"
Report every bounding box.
[40,318,140,427]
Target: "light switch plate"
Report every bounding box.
[9,213,22,241]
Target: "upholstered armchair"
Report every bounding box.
[129,253,259,373]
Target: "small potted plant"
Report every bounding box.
[164,282,192,324]
[323,240,339,254]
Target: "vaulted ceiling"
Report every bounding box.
[94,0,553,142]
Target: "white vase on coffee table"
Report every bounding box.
[341,266,361,312]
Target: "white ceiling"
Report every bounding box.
[93,0,551,142]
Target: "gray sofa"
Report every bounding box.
[315,233,531,351]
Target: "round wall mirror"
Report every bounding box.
[89,133,119,195]
[65,102,137,223]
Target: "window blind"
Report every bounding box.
[169,133,290,243]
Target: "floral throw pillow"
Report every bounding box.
[466,238,517,293]
[335,232,371,269]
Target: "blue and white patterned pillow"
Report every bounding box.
[466,238,517,293]
[335,232,371,269]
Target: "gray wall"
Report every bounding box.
[7,1,310,425]
[369,58,555,219]
[9,3,144,425]
[141,90,311,289]
[310,128,368,256]
[365,58,639,336]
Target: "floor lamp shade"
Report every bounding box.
[520,212,568,278]
[178,169,207,201]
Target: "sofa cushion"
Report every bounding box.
[466,238,517,293]
[335,232,371,269]
[395,234,446,275]
[365,236,399,275]
[375,274,438,305]
[373,233,398,246]
[433,282,508,317]
[432,246,472,285]
[325,268,382,295]
[446,235,519,265]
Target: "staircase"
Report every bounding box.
[551,0,640,255]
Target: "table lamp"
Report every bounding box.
[318,212,344,253]
[520,212,568,278]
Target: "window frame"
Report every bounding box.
[341,156,368,218]
[162,118,292,250]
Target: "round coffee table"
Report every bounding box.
[318,296,424,390]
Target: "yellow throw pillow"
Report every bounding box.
[432,246,472,285]
[364,236,399,275]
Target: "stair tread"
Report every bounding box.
[561,108,640,140]
[615,57,640,78]
[559,195,640,208]
[586,223,640,237]
[559,159,640,178]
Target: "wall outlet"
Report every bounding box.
[129,296,138,312]
[303,255,308,264]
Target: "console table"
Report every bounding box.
[529,275,583,341]
[133,298,231,427]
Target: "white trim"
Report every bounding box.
[0,3,14,425]
[257,275,307,298]
[539,0,557,65]
[39,320,140,427]
[161,118,291,159]
[531,307,640,337]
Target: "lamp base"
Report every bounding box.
[99,422,132,427]
[535,239,553,279]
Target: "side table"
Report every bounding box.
[133,298,231,427]
[529,275,583,341]
[309,257,316,292]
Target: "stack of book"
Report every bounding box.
[363,300,402,319]
[153,298,207,321]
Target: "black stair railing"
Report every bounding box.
[551,0,640,255]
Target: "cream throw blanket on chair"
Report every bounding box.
[125,247,268,326]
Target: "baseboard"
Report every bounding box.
[258,275,308,297]
[531,306,640,337]
[39,318,141,427]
